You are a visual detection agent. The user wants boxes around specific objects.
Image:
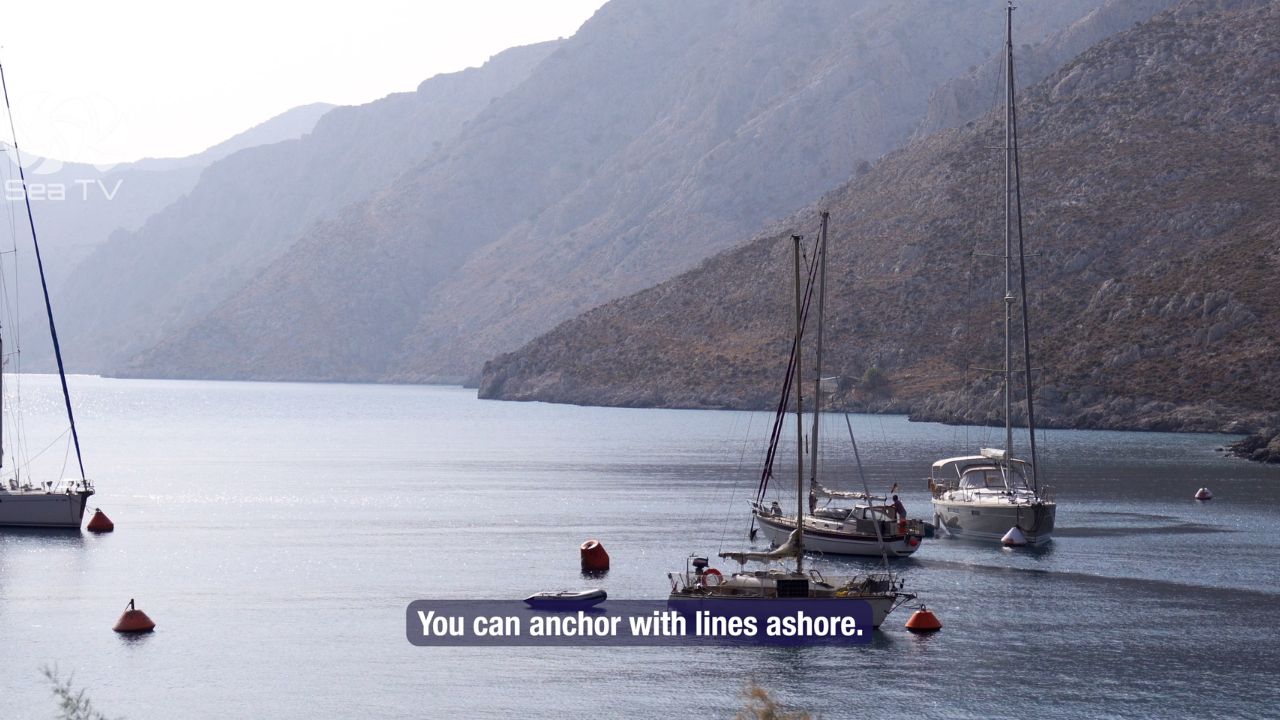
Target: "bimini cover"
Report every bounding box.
[931,455,989,471]
[932,452,1031,471]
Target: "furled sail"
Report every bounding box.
[812,482,882,502]
[719,528,802,564]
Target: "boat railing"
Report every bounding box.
[1037,485,1055,504]
[844,573,899,595]
[33,478,94,494]
[928,478,956,499]
[668,571,686,593]
[7,476,85,491]
[669,568,726,594]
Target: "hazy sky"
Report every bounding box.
[1,0,606,166]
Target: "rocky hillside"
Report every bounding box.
[480,0,1280,435]
[39,43,555,373]
[3,102,331,330]
[1228,430,1280,463]
[915,0,1178,137]
[119,0,1139,384]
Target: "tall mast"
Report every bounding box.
[1009,5,1041,494]
[1002,3,1015,462]
[808,213,828,512]
[792,234,806,574]
[0,62,87,481]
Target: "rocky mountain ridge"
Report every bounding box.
[39,43,557,373]
[116,0,1144,384]
[479,0,1280,436]
[3,102,333,343]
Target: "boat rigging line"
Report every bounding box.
[0,61,87,481]
[748,232,821,539]
[844,413,892,573]
[1006,7,1041,492]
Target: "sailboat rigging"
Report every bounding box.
[929,2,1057,544]
[668,224,914,629]
[0,61,95,528]
[750,213,927,557]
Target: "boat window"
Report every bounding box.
[959,468,998,488]
[959,465,1031,490]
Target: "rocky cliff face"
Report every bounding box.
[4,102,333,367]
[45,43,556,374]
[480,0,1280,435]
[118,0,1132,384]
[914,0,1180,137]
[1228,429,1280,463]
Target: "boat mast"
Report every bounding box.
[1009,4,1041,494]
[792,234,806,574]
[808,212,828,513]
[0,62,87,482]
[1001,2,1015,464]
[750,248,820,538]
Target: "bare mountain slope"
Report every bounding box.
[914,0,1178,137]
[479,0,1280,434]
[122,0,1134,383]
[47,42,557,373]
[3,102,333,336]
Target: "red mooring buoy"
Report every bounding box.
[580,539,610,572]
[905,607,942,633]
[86,508,114,533]
[112,599,155,634]
[1194,487,1213,501]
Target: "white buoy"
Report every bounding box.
[1001,527,1028,546]
[1194,487,1213,501]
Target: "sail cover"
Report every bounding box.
[812,482,881,502]
[719,529,802,565]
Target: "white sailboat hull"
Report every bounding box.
[755,512,921,557]
[931,497,1055,545]
[0,489,93,528]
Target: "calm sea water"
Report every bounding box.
[1,376,1277,719]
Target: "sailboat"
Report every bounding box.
[668,228,914,629]
[0,62,95,528]
[749,212,926,557]
[929,4,1056,545]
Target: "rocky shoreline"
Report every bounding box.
[1225,430,1280,464]
[481,366,1280,460]
[477,1,1280,469]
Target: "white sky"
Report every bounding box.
[1,0,606,165]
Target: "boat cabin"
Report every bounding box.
[930,448,1034,496]
[811,504,899,522]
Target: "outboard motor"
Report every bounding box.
[692,557,709,576]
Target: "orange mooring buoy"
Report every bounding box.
[580,539,610,572]
[112,599,155,634]
[905,607,942,633]
[86,508,114,533]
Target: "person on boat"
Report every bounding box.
[892,494,907,520]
